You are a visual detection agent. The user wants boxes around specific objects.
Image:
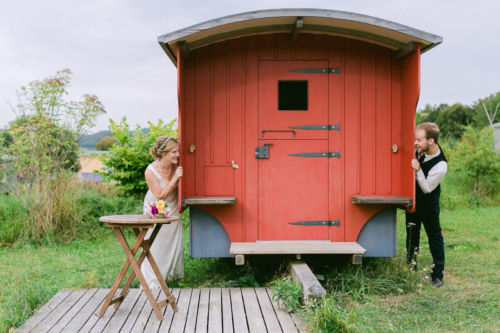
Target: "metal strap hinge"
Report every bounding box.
[289,220,340,227]
[289,67,340,74]
[289,124,340,131]
[289,151,340,158]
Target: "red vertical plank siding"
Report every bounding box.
[244,36,259,242]
[177,47,184,212]
[343,39,361,241]
[400,45,421,211]
[391,55,402,195]
[179,33,414,244]
[375,46,392,195]
[359,43,376,195]
[182,54,196,197]
[328,36,343,241]
[194,48,211,195]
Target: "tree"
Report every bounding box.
[471,91,500,128]
[101,117,177,196]
[7,69,105,181]
[435,103,474,140]
[452,126,500,195]
[95,136,116,151]
[5,69,106,241]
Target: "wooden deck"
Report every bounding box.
[16,288,308,332]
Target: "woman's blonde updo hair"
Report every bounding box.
[151,135,178,160]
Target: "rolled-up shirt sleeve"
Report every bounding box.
[416,161,448,193]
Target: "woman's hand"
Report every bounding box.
[174,166,183,180]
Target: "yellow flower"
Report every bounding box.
[156,200,165,212]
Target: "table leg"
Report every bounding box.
[114,227,164,320]
[98,227,148,317]
[144,248,179,312]
[113,227,159,309]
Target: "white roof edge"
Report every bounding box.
[158,8,443,45]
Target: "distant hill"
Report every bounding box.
[78,130,112,149]
[78,128,150,149]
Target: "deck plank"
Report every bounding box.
[229,288,248,333]
[241,288,266,333]
[17,287,308,333]
[16,289,72,333]
[184,288,200,333]
[195,288,210,333]
[266,288,298,333]
[119,289,149,332]
[221,288,233,333]
[129,289,161,332]
[35,289,87,332]
[87,289,124,333]
[168,288,193,332]
[47,288,97,333]
[103,288,142,332]
[255,288,282,332]
[208,288,222,333]
[63,289,109,332]
[154,288,180,332]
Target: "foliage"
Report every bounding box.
[450,126,500,195]
[100,117,177,196]
[471,91,500,128]
[77,129,112,149]
[416,103,448,125]
[1,70,106,242]
[304,296,359,333]
[6,69,105,180]
[435,103,475,140]
[270,277,303,313]
[95,135,116,151]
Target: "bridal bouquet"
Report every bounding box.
[145,199,171,218]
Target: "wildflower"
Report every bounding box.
[151,206,159,215]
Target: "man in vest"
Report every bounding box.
[406,122,448,287]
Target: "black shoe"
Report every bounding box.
[431,278,443,288]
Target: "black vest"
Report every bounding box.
[415,144,447,214]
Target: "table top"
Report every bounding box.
[99,214,178,225]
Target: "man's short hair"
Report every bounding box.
[417,122,440,143]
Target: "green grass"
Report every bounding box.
[0,204,498,332]
[302,206,500,332]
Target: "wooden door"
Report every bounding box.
[257,60,333,240]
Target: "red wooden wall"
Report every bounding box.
[178,33,418,243]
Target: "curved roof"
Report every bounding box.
[158,8,442,65]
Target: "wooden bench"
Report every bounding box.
[351,195,413,208]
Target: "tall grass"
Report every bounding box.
[0,178,141,246]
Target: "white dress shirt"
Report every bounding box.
[416,147,448,194]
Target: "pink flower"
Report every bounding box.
[151,206,158,215]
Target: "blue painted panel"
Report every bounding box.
[189,207,234,257]
[357,207,397,257]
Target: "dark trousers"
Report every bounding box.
[405,210,445,280]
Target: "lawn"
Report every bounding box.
[0,206,498,332]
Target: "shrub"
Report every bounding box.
[101,117,177,196]
[451,126,500,196]
[0,194,27,245]
[95,136,116,151]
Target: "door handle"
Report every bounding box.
[261,130,296,138]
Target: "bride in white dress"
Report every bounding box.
[141,136,184,288]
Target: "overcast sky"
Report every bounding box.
[1,0,499,132]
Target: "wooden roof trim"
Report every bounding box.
[158,8,443,65]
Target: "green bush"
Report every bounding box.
[451,126,500,196]
[100,117,177,197]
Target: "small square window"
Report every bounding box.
[278,81,308,111]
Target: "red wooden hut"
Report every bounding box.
[157,9,442,263]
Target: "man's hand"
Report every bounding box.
[411,159,421,172]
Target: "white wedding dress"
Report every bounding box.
[140,164,184,288]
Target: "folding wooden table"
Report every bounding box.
[98,214,179,320]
